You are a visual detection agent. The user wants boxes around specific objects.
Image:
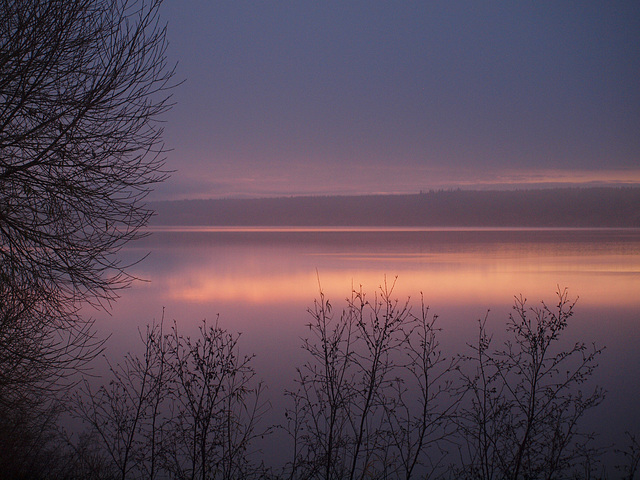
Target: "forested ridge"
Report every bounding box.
[151,187,640,227]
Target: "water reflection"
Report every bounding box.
[135,228,640,307]
[100,228,640,458]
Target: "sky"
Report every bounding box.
[156,1,640,200]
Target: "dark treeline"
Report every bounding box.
[151,187,640,228]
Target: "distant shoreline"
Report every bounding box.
[149,187,640,228]
[142,225,640,233]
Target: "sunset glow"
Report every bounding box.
[6,1,640,475]
[156,2,640,200]
[157,233,640,308]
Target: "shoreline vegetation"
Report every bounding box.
[63,286,635,479]
[150,187,640,228]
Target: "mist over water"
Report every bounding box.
[93,227,640,469]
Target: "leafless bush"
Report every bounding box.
[283,279,459,480]
[74,316,270,480]
[456,288,605,480]
[74,321,170,480]
[163,318,271,480]
[615,432,640,480]
[72,287,621,480]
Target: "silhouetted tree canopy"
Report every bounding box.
[0,0,174,403]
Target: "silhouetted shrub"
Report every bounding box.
[74,317,270,480]
[455,289,605,479]
[68,286,636,480]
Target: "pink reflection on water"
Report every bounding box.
[159,230,640,308]
[87,228,640,463]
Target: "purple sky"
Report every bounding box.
[156,1,640,200]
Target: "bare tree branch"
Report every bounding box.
[0,0,175,402]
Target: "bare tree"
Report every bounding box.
[615,432,640,480]
[284,279,458,480]
[163,318,270,480]
[74,320,171,480]
[0,0,175,404]
[382,296,460,480]
[456,289,605,480]
[74,317,270,480]
[69,288,630,479]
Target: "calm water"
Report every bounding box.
[94,227,640,454]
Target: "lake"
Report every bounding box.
[92,227,640,467]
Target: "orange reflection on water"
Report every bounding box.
[165,248,640,308]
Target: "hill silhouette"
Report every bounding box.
[150,187,640,228]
